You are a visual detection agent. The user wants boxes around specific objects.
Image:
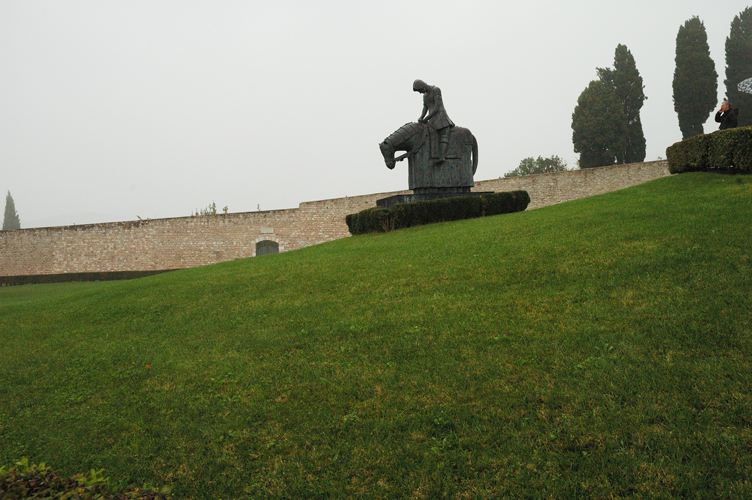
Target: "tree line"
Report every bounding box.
[672,8,752,137]
[561,7,752,172]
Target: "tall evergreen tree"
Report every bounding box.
[725,7,752,127]
[3,191,21,230]
[572,80,628,169]
[597,44,647,163]
[673,17,718,138]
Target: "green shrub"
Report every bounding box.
[346,191,529,235]
[666,127,752,173]
[391,196,484,229]
[708,127,752,171]
[666,133,711,173]
[484,190,531,216]
[0,458,170,499]
[346,207,391,234]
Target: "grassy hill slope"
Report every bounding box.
[1,173,751,499]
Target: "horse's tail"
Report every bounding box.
[471,133,478,175]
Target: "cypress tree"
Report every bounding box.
[3,191,21,230]
[572,80,628,169]
[673,17,717,138]
[597,44,647,163]
[725,7,752,127]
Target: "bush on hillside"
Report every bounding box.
[483,190,531,216]
[666,133,711,173]
[391,195,485,229]
[345,207,391,234]
[667,127,752,173]
[708,127,752,171]
[0,458,170,500]
[346,191,530,235]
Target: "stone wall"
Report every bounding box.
[0,161,669,278]
[472,160,670,209]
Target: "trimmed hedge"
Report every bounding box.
[667,126,752,173]
[0,270,175,287]
[346,191,530,235]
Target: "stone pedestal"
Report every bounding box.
[376,188,494,209]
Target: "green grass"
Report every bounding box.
[0,281,107,307]
[1,172,751,499]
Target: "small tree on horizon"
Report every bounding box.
[673,17,718,139]
[3,191,21,230]
[724,7,752,127]
[505,156,568,177]
[572,80,628,169]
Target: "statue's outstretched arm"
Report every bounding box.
[422,93,443,122]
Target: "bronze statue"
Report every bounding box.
[379,80,478,195]
[414,79,454,163]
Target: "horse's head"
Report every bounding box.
[379,141,395,170]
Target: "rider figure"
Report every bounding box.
[414,79,454,163]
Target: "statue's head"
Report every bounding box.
[379,141,396,170]
[413,79,428,93]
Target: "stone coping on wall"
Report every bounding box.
[0,192,413,234]
[0,208,301,234]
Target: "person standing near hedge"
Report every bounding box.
[715,100,739,130]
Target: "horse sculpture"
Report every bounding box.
[379,122,478,193]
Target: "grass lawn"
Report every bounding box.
[1,172,751,499]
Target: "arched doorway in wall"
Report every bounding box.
[256,240,279,256]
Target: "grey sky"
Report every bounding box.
[1,1,749,228]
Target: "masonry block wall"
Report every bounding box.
[472,160,670,209]
[0,161,669,277]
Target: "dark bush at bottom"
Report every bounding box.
[346,191,530,235]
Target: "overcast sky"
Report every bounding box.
[1,1,750,228]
